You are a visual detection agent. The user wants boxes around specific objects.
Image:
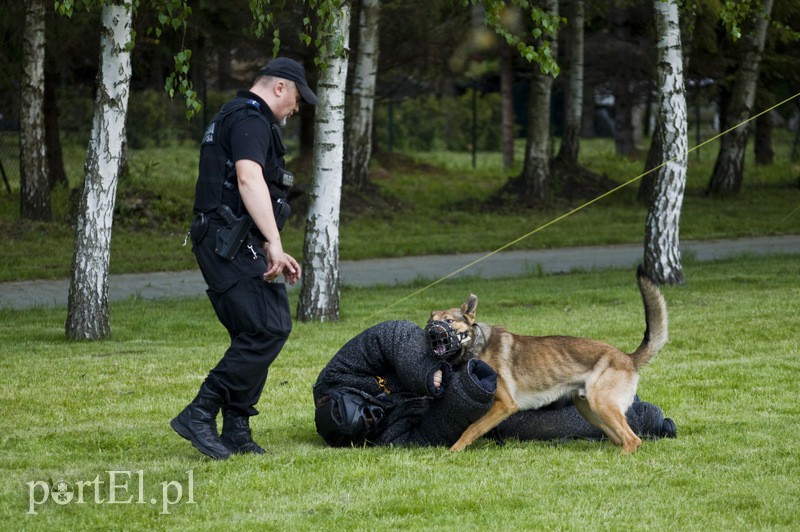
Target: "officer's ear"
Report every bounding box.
[275,80,292,97]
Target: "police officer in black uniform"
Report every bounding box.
[171,57,318,460]
[314,320,676,448]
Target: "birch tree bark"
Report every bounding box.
[20,0,50,222]
[707,0,773,196]
[754,111,774,165]
[643,0,687,285]
[66,0,132,340]
[556,0,584,166]
[500,42,514,171]
[519,0,558,202]
[297,3,351,322]
[345,0,379,190]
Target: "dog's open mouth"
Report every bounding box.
[426,320,462,360]
[431,342,448,356]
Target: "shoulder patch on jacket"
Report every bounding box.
[202,121,216,145]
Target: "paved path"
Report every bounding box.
[1,235,798,311]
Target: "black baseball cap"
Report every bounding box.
[259,57,318,105]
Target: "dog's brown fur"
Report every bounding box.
[429,266,668,454]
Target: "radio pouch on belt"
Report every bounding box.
[214,204,253,261]
[272,197,291,231]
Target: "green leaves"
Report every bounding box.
[163,48,200,119]
[478,0,563,76]
[719,0,765,42]
[249,0,275,39]
[133,0,199,119]
[273,29,282,58]
[246,1,351,71]
[144,0,193,36]
[54,0,101,17]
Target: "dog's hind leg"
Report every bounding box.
[594,404,641,454]
[450,386,518,451]
[578,361,644,454]
[572,393,622,446]
[585,379,642,454]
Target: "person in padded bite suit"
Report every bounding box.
[313,320,676,448]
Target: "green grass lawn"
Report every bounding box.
[1,254,798,529]
[0,134,798,281]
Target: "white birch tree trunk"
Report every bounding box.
[297,4,351,322]
[520,0,558,202]
[345,0,379,190]
[66,0,132,340]
[643,0,687,285]
[556,0,584,166]
[20,0,50,222]
[708,0,773,196]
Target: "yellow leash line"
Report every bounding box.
[768,203,800,234]
[693,91,800,151]
[365,91,800,322]
[368,172,644,319]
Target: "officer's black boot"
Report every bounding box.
[220,410,266,455]
[170,383,231,460]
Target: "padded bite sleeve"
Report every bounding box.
[382,320,449,397]
[413,359,497,446]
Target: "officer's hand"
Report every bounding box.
[263,241,301,285]
[282,253,301,284]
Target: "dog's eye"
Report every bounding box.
[446,319,454,323]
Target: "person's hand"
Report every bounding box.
[263,241,301,284]
[432,369,443,389]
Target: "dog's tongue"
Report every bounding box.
[433,344,446,356]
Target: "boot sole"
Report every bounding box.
[170,416,231,460]
[221,438,266,455]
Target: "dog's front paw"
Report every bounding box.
[621,436,642,455]
[449,440,468,452]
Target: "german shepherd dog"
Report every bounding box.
[429,266,668,454]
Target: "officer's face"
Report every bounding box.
[275,81,301,122]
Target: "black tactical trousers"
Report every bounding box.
[191,215,292,417]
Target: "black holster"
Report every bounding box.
[214,205,253,260]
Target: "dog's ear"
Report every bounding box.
[461,294,478,322]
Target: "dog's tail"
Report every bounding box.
[629,265,668,370]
